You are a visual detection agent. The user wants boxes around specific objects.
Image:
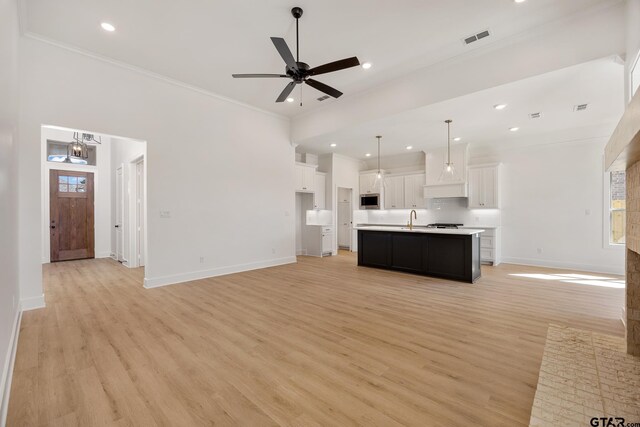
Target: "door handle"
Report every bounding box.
[115,225,120,228]
[50,225,55,229]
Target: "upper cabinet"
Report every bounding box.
[468,164,500,209]
[424,143,469,198]
[404,174,426,209]
[295,163,317,192]
[360,171,382,195]
[384,176,405,209]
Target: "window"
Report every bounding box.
[46,140,97,166]
[631,51,640,100]
[58,175,87,193]
[609,171,625,245]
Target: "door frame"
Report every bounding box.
[115,165,124,262]
[43,162,99,263]
[125,154,147,268]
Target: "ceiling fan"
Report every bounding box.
[232,7,360,104]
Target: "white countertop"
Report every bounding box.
[354,225,485,235]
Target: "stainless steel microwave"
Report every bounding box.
[360,193,380,209]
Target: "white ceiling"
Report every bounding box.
[22,0,616,117]
[296,57,625,159]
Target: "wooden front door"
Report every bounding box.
[50,170,95,262]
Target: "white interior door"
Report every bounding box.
[136,159,145,267]
[337,187,352,249]
[115,166,124,262]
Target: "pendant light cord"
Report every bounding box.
[445,120,452,165]
[377,136,381,174]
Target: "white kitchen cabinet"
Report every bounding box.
[460,226,501,265]
[384,176,405,209]
[321,226,333,256]
[314,172,326,209]
[468,164,500,209]
[359,172,382,195]
[404,174,426,209]
[295,163,317,192]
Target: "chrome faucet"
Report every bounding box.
[408,209,417,230]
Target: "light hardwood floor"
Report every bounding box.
[7,253,625,426]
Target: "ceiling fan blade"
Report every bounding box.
[305,79,343,98]
[310,57,360,76]
[271,37,298,71]
[276,81,297,103]
[232,74,288,78]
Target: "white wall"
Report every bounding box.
[41,127,112,262]
[18,36,296,297]
[110,136,146,266]
[0,0,21,421]
[486,139,623,274]
[626,0,640,102]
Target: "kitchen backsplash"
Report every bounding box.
[354,197,501,227]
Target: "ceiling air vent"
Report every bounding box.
[317,95,330,102]
[463,29,491,45]
[529,112,541,119]
[573,103,588,112]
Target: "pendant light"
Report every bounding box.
[439,119,455,181]
[65,132,102,162]
[373,135,386,189]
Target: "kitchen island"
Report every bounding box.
[355,225,484,283]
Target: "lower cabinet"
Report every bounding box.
[390,233,426,274]
[358,230,481,283]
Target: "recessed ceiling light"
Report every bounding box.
[406,146,413,150]
[330,143,337,147]
[365,153,371,157]
[101,22,116,32]
[494,104,507,110]
[453,137,462,142]
[509,127,520,132]
[286,97,294,103]
[514,0,526,3]
[362,62,372,70]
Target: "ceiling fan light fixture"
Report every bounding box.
[231,7,360,104]
[453,137,462,142]
[362,62,372,70]
[330,143,337,147]
[286,97,294,103]
[494,104,507,110]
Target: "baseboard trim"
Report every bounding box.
[143,256,297,289]
[1,308,22,427]
[20,295,46,311]
[95,251,111,259]
[500,257,624,275]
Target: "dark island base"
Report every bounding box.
[357,230,481,283]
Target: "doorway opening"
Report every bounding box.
[337,187,353,251]
[41,125,147,279]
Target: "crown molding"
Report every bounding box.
[21,31,289,122]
